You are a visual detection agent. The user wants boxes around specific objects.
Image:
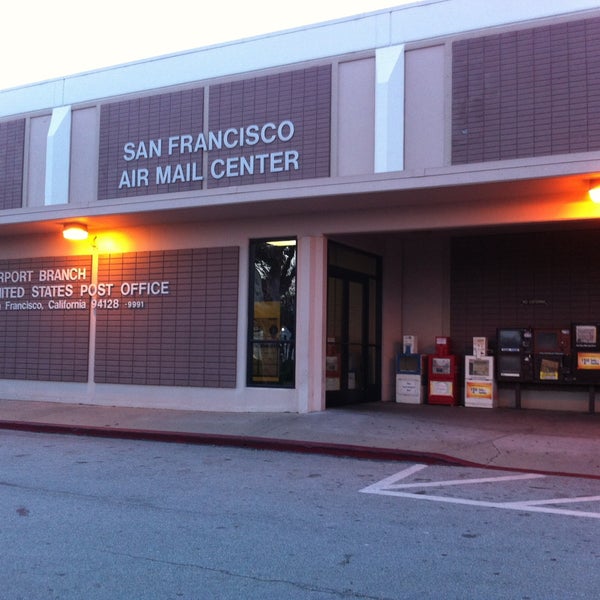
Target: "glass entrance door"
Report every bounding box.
[326,244,381,406]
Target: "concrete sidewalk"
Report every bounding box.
[1,399,600,478]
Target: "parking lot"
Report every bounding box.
[361,463,600,519]
[3,430,600,598]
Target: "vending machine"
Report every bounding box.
[572,323,600,383]
[396,336,425,404]
[495,327,533,382]
[427,336,458,405]
[533,327,571,382]
[396,353,426,404]
[464,337,496,408]
[325,337,341,391]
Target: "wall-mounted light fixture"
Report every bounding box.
[589,182,600,203]
[62,222,88,241]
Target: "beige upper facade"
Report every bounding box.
[0,0,598,238]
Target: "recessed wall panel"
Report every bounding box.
[451,230,600,355]
[98,88,205,199]
[452,16,600,164]
[0,255,92,382]
[94,247,239,388]
[208,65,331,188]
[0,119,25,209]
[97,65,331,199]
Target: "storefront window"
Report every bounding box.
[248,238,297,387]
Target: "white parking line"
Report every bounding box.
[386,472,546,490]
[360,465,600,520]
[360,463,428,492]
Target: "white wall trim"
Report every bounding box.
[375,44,405,174]
[45,105,71,205]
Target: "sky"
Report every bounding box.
[1,0,423,91]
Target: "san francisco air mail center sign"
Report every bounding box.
[97,65,332,199]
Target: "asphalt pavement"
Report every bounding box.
[1,398,599,478]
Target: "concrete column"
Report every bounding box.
[295,235,327,413]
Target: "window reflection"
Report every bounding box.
[248,239,296,387]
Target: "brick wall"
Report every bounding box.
[0,119,25,209]
[97,64,331,199]
[94,247,239,387]
[98,88,205,199]
[208,65,331,189]
[0,255,91,382]
[450,230,600,355]
[452,16,600,163]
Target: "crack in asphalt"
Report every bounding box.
[487,434,507,465]
[0,479,205,516]
[102,549,399,600]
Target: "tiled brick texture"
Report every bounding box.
[94,247,239,388]
[0,119,25,209]
[98,88,205,199]
[207,64,331,188]
[450,230,600,355]
[97,65,331,199]
[0,255,92,382]
[452,16,600,163]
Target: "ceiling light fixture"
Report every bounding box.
[589,182,600,203]
[62,223,89,241]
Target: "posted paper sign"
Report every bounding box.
[466,381,493,400]
[578,353,600,370]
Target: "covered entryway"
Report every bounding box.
[326,242,381,406]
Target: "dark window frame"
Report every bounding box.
[247,237,297,388]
